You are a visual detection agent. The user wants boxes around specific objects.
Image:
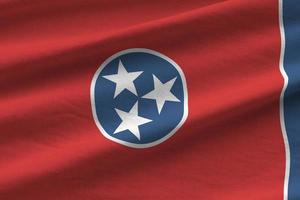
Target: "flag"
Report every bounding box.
[0,0,298,199]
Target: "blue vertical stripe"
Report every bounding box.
[282,1,300,199]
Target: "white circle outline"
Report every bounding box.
[90,48,188,148]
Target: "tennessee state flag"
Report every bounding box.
[1,0,299,199]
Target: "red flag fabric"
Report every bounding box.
[0,1,287,199]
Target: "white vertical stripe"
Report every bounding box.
[278,0,290,200]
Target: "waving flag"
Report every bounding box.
[0,0,299,199]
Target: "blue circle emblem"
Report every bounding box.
[91,49,188,148]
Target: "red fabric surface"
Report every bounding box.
[0,0,286,199]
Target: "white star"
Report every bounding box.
[142,75,180,114]
[103,60,143,98]
[114,102,152,140]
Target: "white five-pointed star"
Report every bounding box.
[142,75,180,114]
[114,102,152,140]
[103,60,143,98]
